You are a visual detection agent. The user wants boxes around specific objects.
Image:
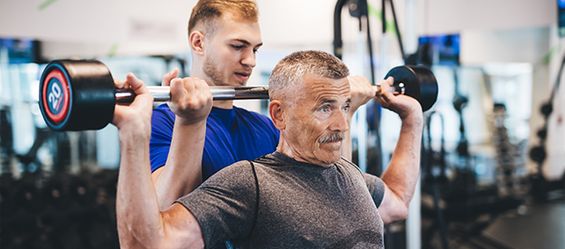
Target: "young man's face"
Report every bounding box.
[202,13,262,86]
[282,74,351,166]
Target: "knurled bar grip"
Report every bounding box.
[114,86,270,103]
[113,85,400,103]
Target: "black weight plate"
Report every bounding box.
[39,60,116,131]
[39,62,73,130]
[408,65,438,111]
[384,65,438,111]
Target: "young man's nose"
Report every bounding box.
[240,49,256,68]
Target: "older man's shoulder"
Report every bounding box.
[337,157,364,175]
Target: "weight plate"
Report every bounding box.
[39,63,73,130]
[409,65,438,111]
[384,65,438,111]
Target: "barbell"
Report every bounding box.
[39,60,438,131]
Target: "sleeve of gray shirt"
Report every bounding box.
[363,173,385,208]
[175,161,257,249]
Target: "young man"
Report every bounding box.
[149,0,279,210]
[115,50,423,249]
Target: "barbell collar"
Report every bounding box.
[373,83,406,96]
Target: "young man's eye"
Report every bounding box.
[231,44,245,50]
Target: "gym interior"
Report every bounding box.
[1,0,564,248]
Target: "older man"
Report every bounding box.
[114,50,423,249]
[150,0,372,212]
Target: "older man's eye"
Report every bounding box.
[343,104,351,113]
[319,105,331,113]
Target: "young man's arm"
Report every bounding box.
[371,77,423,224]
[114,74,211,248]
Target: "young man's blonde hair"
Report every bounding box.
[188,0,259,36]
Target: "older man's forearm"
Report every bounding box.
[116,130,165,248]
[153,121,207,210]
[381,112,423,206]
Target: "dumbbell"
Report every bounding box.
[39,60,438,131]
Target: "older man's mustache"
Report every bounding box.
[318,133,344,144]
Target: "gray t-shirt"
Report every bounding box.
[176,152,385,249]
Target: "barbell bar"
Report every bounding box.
[39,60,438,131]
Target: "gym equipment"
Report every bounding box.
[38,60,269,131]
[39,60,438,131]
[384,65,438,111]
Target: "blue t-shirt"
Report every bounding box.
[150,104,280,180]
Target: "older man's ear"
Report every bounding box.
[269,100,286,130]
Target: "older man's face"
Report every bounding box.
[283,74,351,166]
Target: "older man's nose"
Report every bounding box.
[329,111,349,132]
